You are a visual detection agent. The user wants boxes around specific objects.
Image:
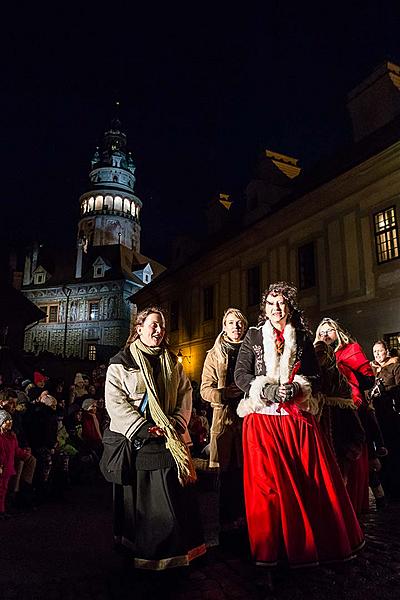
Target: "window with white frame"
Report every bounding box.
[374,207,399,264]
[89,301,100,320]
[48,305,58,323]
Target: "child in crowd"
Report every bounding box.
[0,410,31,517]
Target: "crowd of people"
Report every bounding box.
[1,281,400,584]
[0,364,109,517]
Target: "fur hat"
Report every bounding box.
[0,409,12,427]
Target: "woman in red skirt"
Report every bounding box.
[234,282,364,568]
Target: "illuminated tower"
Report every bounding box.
[77,115,142,254]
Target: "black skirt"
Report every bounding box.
[113,439,206,570]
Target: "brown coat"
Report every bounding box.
[200,345,242,469]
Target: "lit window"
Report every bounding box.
[95,195,103,211]
[131,203,136,217]
[89,302,99,320]
[298,242,316,290]
[82,199,88,214]
[48,305,58,323]
[88,344,97,361]
[114,196,122,211]
[374,207,399,264]
[124,198,130,213]
[88,197,94,211]
[384,332,400,355]
[104,195,113,211]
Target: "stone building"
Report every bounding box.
[21,117,164,361]
[132,61,400,382]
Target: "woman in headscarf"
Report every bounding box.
[234,282,364,572]
[201,307,248,537]
[105,306,206,570]
[315,318,376,514]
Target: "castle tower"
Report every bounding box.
[77,114,142,255]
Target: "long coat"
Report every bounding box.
[200,346,242,469]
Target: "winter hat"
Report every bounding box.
[82,398,97,411]
[34,371,48,386]
[21,379,32,389]
[74,373,86,385]
[0,409,12,427]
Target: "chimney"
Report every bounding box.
[347,61,400,142]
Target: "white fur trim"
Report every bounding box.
[236,375,289,418]
[262,321,297,384]
[293,374,319,415]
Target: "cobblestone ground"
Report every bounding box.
[1,473,399,600]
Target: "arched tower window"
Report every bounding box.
[104,195,113,211]
[114,196,122,211]
[130,203,136,217]
[95,195,103,211]
[123,198,130,213]
[88,197,94,212]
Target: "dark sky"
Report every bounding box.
[1,4,400,265]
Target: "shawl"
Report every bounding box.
[130,339,196,485]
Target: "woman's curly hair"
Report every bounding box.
[258,281,310,332]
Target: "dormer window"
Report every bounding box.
[94,266,104,278]
[34,272,46,285]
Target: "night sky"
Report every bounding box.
[1,4,400,266]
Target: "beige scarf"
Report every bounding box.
[130,339,197,486]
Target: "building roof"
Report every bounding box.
[23,243,165,290]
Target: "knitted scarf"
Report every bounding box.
[130,339,197,486]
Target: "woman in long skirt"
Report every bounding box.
[105,306,206,570]
[235,283,364,568]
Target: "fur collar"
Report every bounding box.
[262,321,297,384]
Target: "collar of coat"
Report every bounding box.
[109,346,178,370]
[262,320,298,384]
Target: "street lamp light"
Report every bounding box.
[177,349,191,364]
[62,285,72,358]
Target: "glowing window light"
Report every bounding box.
[95,195,103,210]
[82,199,88,214]
[104,195,113,210]
[374,207,399,264]
[131,203,136,216]
[124,198,130,213]
[114,196,122,211]
[88,197,94,211]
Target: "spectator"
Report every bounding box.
[0,410,31,518]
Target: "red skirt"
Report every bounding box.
[243,413,364,567]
